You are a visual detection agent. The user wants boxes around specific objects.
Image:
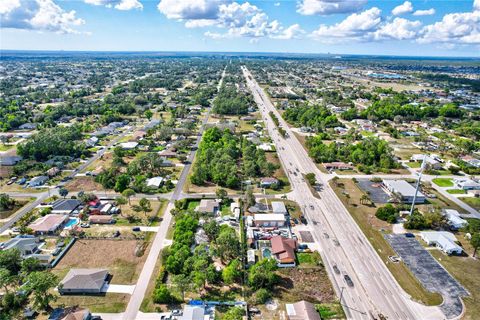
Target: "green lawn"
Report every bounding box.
[447,189,467,194]
[432,178,453,187]
[406,161,422,168]
[297,252,322,266]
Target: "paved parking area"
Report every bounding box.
[356,179,391,203]
[385,234,468,319]
[299,231,314,242]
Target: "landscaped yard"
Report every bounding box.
[432,178,453,187]
[53,239,150,285]
[330,178,443,306]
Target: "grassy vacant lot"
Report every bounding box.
[430,236,480,320]
[53,239,149,285]
[297,251,322,267]
[64,176,104,192]
[460,197,480,210]
[432,178,453,187]
[330,179,443,306]
[116,199,167,226]
[52,293,129,313]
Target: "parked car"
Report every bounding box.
[332,264,340,274]
[113,230,121,237]
[132,227,141,232]
[405,233,415,238]
[17,177,27,185]
[52,248,62,256]
[80,223,90,228]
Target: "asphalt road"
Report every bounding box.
[242,66,446,320]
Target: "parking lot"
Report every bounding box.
[385,234,468,319]
[356,179,391,203]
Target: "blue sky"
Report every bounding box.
[1,0,479,57]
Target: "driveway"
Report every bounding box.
[102,284,136,294]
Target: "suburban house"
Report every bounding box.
[410,154,443,169]
[158,149,177,158]
[420,231,463,255]
[88,215,115,224]
[59,268,109,294]
[178,305,206,320]
[0,236,50,265]
[323,162,354,171]
[271,235,297,267]
[260,177,279,188]
[29,214,69,235]
[27,175,48,187]
[248,202,269,213]
[443,209,468,230]
[230,201,240,220]
[254,214,286,227]
[51,199,82,214]
[453,178,480,190]
[0,155,22,166]
[48,307,93,320]
[195,199,220,215]
[119,142,138,150]
[146,177,164,188]
[271,201,287,215]
[383,179,425,204]
[286,300,321,320]
[46,167,60,177]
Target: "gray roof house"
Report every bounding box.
[0,236,51,265]
[28,175,48,187]
[0,156,23,166]
[196,199,220,214]
[59,269,109,294]
[271,201,287,215]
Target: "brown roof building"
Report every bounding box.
[270,235,297,266]
[88,215,114,224]
[286,301,321,320]
[29,214,69,235]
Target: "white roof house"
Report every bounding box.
[119,142,138,150]
[443,209,468,229]
[454,178,480,190]
[230,202,240,213]
[383,179,425,204]
[410,154,442,169]
[420,231,463,255]
[254,213,286,227]
[271,201,287,215]
[146,177,164,188]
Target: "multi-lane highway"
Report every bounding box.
[242,66,446,320]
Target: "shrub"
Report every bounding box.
[375,204,398,223]
[254,288,272,304]
[153,284,175,304]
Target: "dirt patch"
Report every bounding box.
[64,176,103,192]
[299,231,314,243]
[53,239,150,284]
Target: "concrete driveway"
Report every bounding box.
[102,284,136,294]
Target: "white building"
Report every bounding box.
[254,213,286,227]
[146,177,164,188]
[420,231,463,255]
[443,209,468,229]
[383,179,425,204]
[271,201,287,215]
[454,178,480,190]
[119,142,138,150]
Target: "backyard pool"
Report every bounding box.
[64,217,79,229]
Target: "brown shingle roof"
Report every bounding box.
[271,236,297,263]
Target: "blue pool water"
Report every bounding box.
[64,217,79,229]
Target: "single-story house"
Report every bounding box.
[59,268,109,294]
[248,202,269,213]
[85,136,99,147]
[230,202,240,220]
[258,143,275,152]
[323,162,354,171]
[29,214,69,235]
[410,154,443,169]
[271,201,287,215]
[27,175,48,187]
[46,167,60,177]
[48,307,92,320]
[179,305,205,320]
[383,179,425,204]
[146,177,164,188]
[443,209,468,229]
[18,123,38,130]
[196,199,220,214]
[454,178,480,190]
[420,231,463,255]
[0,155,23,166]
[88,215,114,224]
[0,236,51,265]
[286,300,321,320]
[119,142,138,150]
[51,199,82,214]
[260,177,279,188]
[254,214,286,227]
[271,235,297,267]
[158,149,177,158]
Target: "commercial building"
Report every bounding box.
[254,214,286,227]
[383,179,425,204]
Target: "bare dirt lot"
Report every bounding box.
[53,239,150,284]
[64,176,104,192]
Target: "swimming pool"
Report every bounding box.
[64,217,79,229]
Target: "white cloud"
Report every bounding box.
[115,0,143,10]
[271,24,305,39]
[274,2,280,7]
[373,17,421,40]
[474,0,480,11]
[84,0,142,10]
[392,1,413,16]
[157,0,223,20]
[413,8,435,16]
[297,0,366,15]
[0,0,20,14]
[418,11,480,44]
[311,7,381,41]
[1,0,85,33]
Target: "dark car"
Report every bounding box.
[113,230,121,237]
[333,264,340,275]
[300,216,307,225]
[132,227,141,232]
[344,274,354,287]
[405,233,415,238]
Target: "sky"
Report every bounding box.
[0,0,479,57]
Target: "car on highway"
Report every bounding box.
[323,232,329,239]
[309,204,314,210]
[333,239,340,246]
[344,274,354,287]
[332,264,340,274]
[300,216,307,224]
